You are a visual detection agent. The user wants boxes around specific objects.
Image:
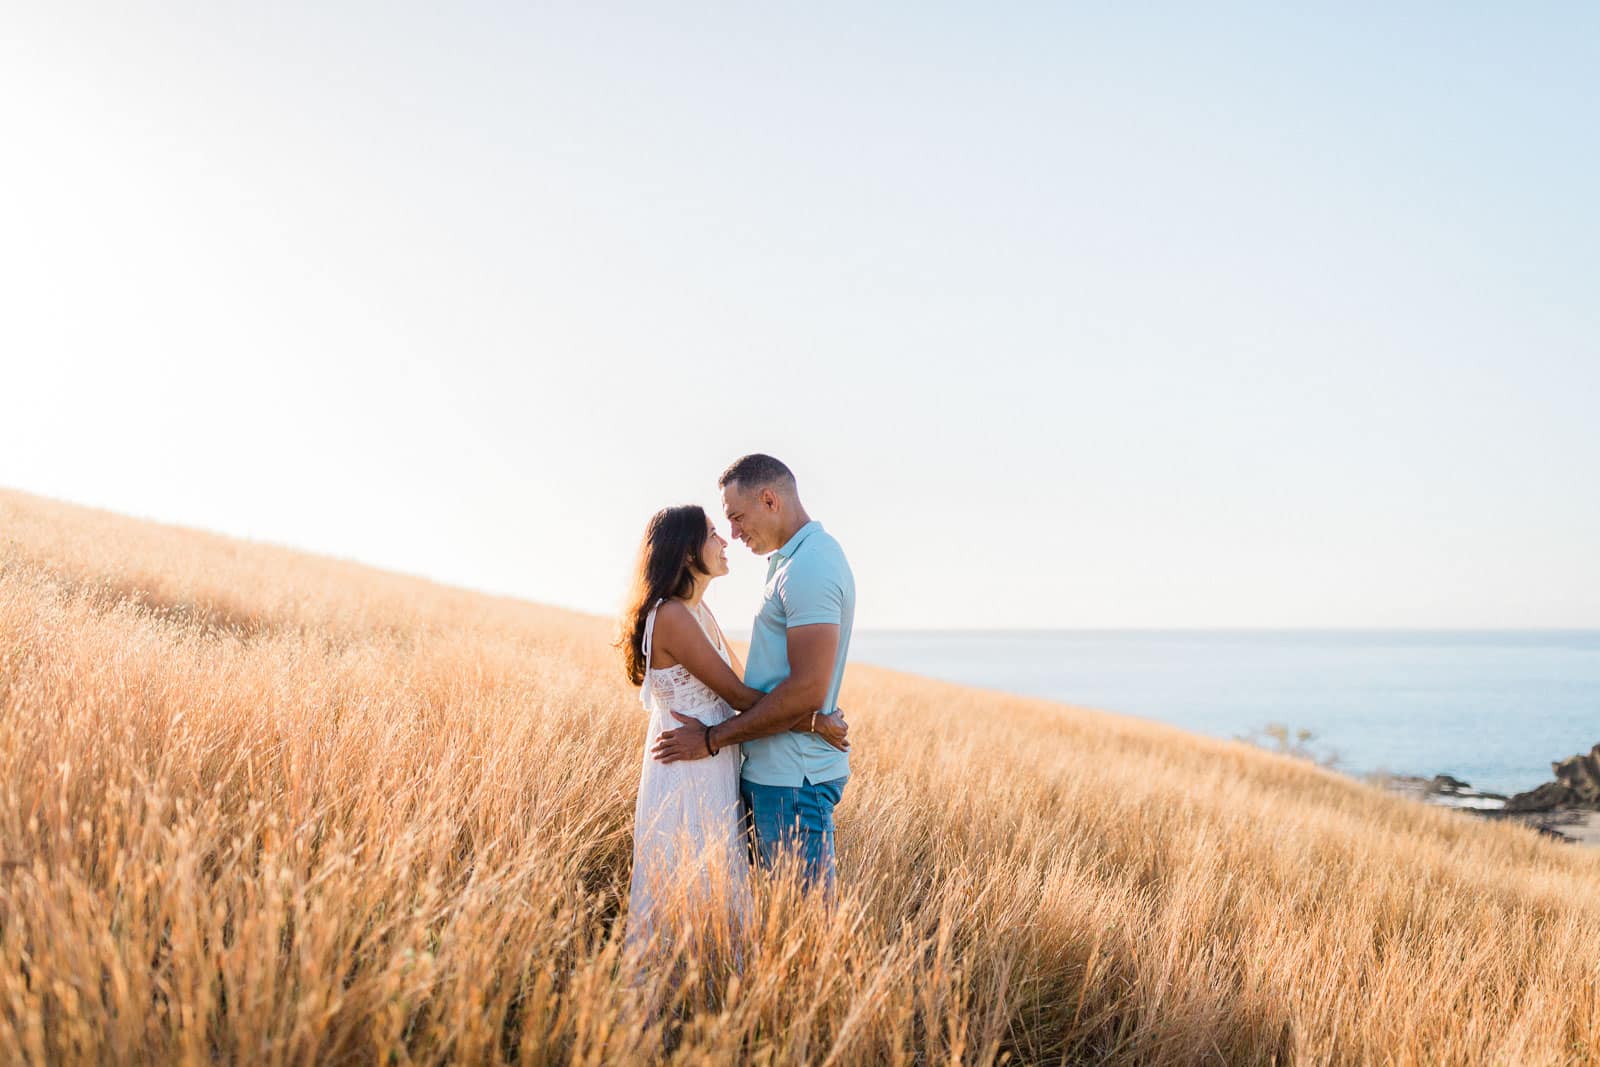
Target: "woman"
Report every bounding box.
[617,505,847,955]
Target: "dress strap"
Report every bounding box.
[639,598,664,708]
[700,601,726,659]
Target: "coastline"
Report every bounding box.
[1374,772,1600,847]
[847,628,1600,800]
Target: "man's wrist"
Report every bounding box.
[705,722,720,756]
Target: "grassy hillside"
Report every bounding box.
[3,488,1599,1065]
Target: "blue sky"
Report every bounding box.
[3,4,1596,628]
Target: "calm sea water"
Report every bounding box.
[846,630,1600,795]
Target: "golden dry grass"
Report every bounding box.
[3,486,1599,1065]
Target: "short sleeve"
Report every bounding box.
[778,557,844,628]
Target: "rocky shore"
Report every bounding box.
[1375,743,1600,847]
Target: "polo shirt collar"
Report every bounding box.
[772,520,822,560]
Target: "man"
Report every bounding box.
[651,453,855,894]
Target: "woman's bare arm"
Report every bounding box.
[653,602,763,711]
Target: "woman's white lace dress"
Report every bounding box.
[625,598,751,954]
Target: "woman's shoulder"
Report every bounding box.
[651,599,697,639]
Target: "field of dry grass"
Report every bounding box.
[3,486,1599,1065]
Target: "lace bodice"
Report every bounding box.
[641,599,733,713]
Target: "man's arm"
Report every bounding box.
[651,623,838,763]
[708,623,837,748]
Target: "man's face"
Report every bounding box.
[721,482,780,555]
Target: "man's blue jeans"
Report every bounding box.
[740,776,848,895]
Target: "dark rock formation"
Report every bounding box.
[1425,774,1474,796]
[1503,744,1600,813]
[1379,768,1598,845]
[1374,773,1506,808]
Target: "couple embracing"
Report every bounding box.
[617,454,855,953]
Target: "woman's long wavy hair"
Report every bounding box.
[617,505,711,686]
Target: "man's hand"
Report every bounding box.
[813,709,849,751]
[651,711,712,763]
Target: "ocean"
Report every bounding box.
[846,630,1600,796]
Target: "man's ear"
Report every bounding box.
[761,487,779,512]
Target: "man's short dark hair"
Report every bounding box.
[718,453,795,493]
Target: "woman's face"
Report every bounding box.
[700,519,731,578]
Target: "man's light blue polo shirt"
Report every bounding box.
[740,520,854,788]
